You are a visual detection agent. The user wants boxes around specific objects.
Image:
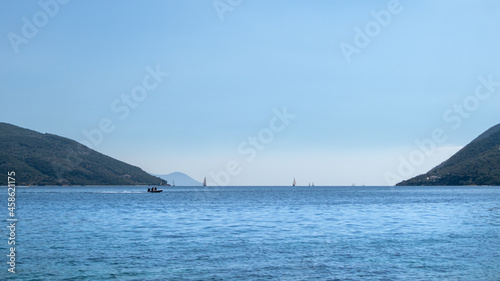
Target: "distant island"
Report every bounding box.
[398,123,500,186]
[0,122,166,186]
[155,172,203,186]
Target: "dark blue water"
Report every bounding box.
[1,186,499,280]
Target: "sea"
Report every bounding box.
[1,186,499,280]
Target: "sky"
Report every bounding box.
[1,0,500,186]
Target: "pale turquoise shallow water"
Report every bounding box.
[1,186,499,280]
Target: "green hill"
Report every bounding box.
[0,122,166,186]
[397,124,500,186]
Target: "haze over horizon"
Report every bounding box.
[2,1,500,186]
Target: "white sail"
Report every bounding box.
[293,178,296,186]
[203,177,207,186]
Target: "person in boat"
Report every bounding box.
[147,188,150,192]
[155,187,157,191]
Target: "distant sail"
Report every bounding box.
[203,177,207,186]
[293,178,296,186]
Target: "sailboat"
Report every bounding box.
[293,178,296,186]
[172,180,175,187]
[203,177,207,187]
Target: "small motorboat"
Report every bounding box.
[148,187,163,193]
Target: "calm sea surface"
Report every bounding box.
[1,186,499,280]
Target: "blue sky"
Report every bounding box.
[1,0,500,185]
